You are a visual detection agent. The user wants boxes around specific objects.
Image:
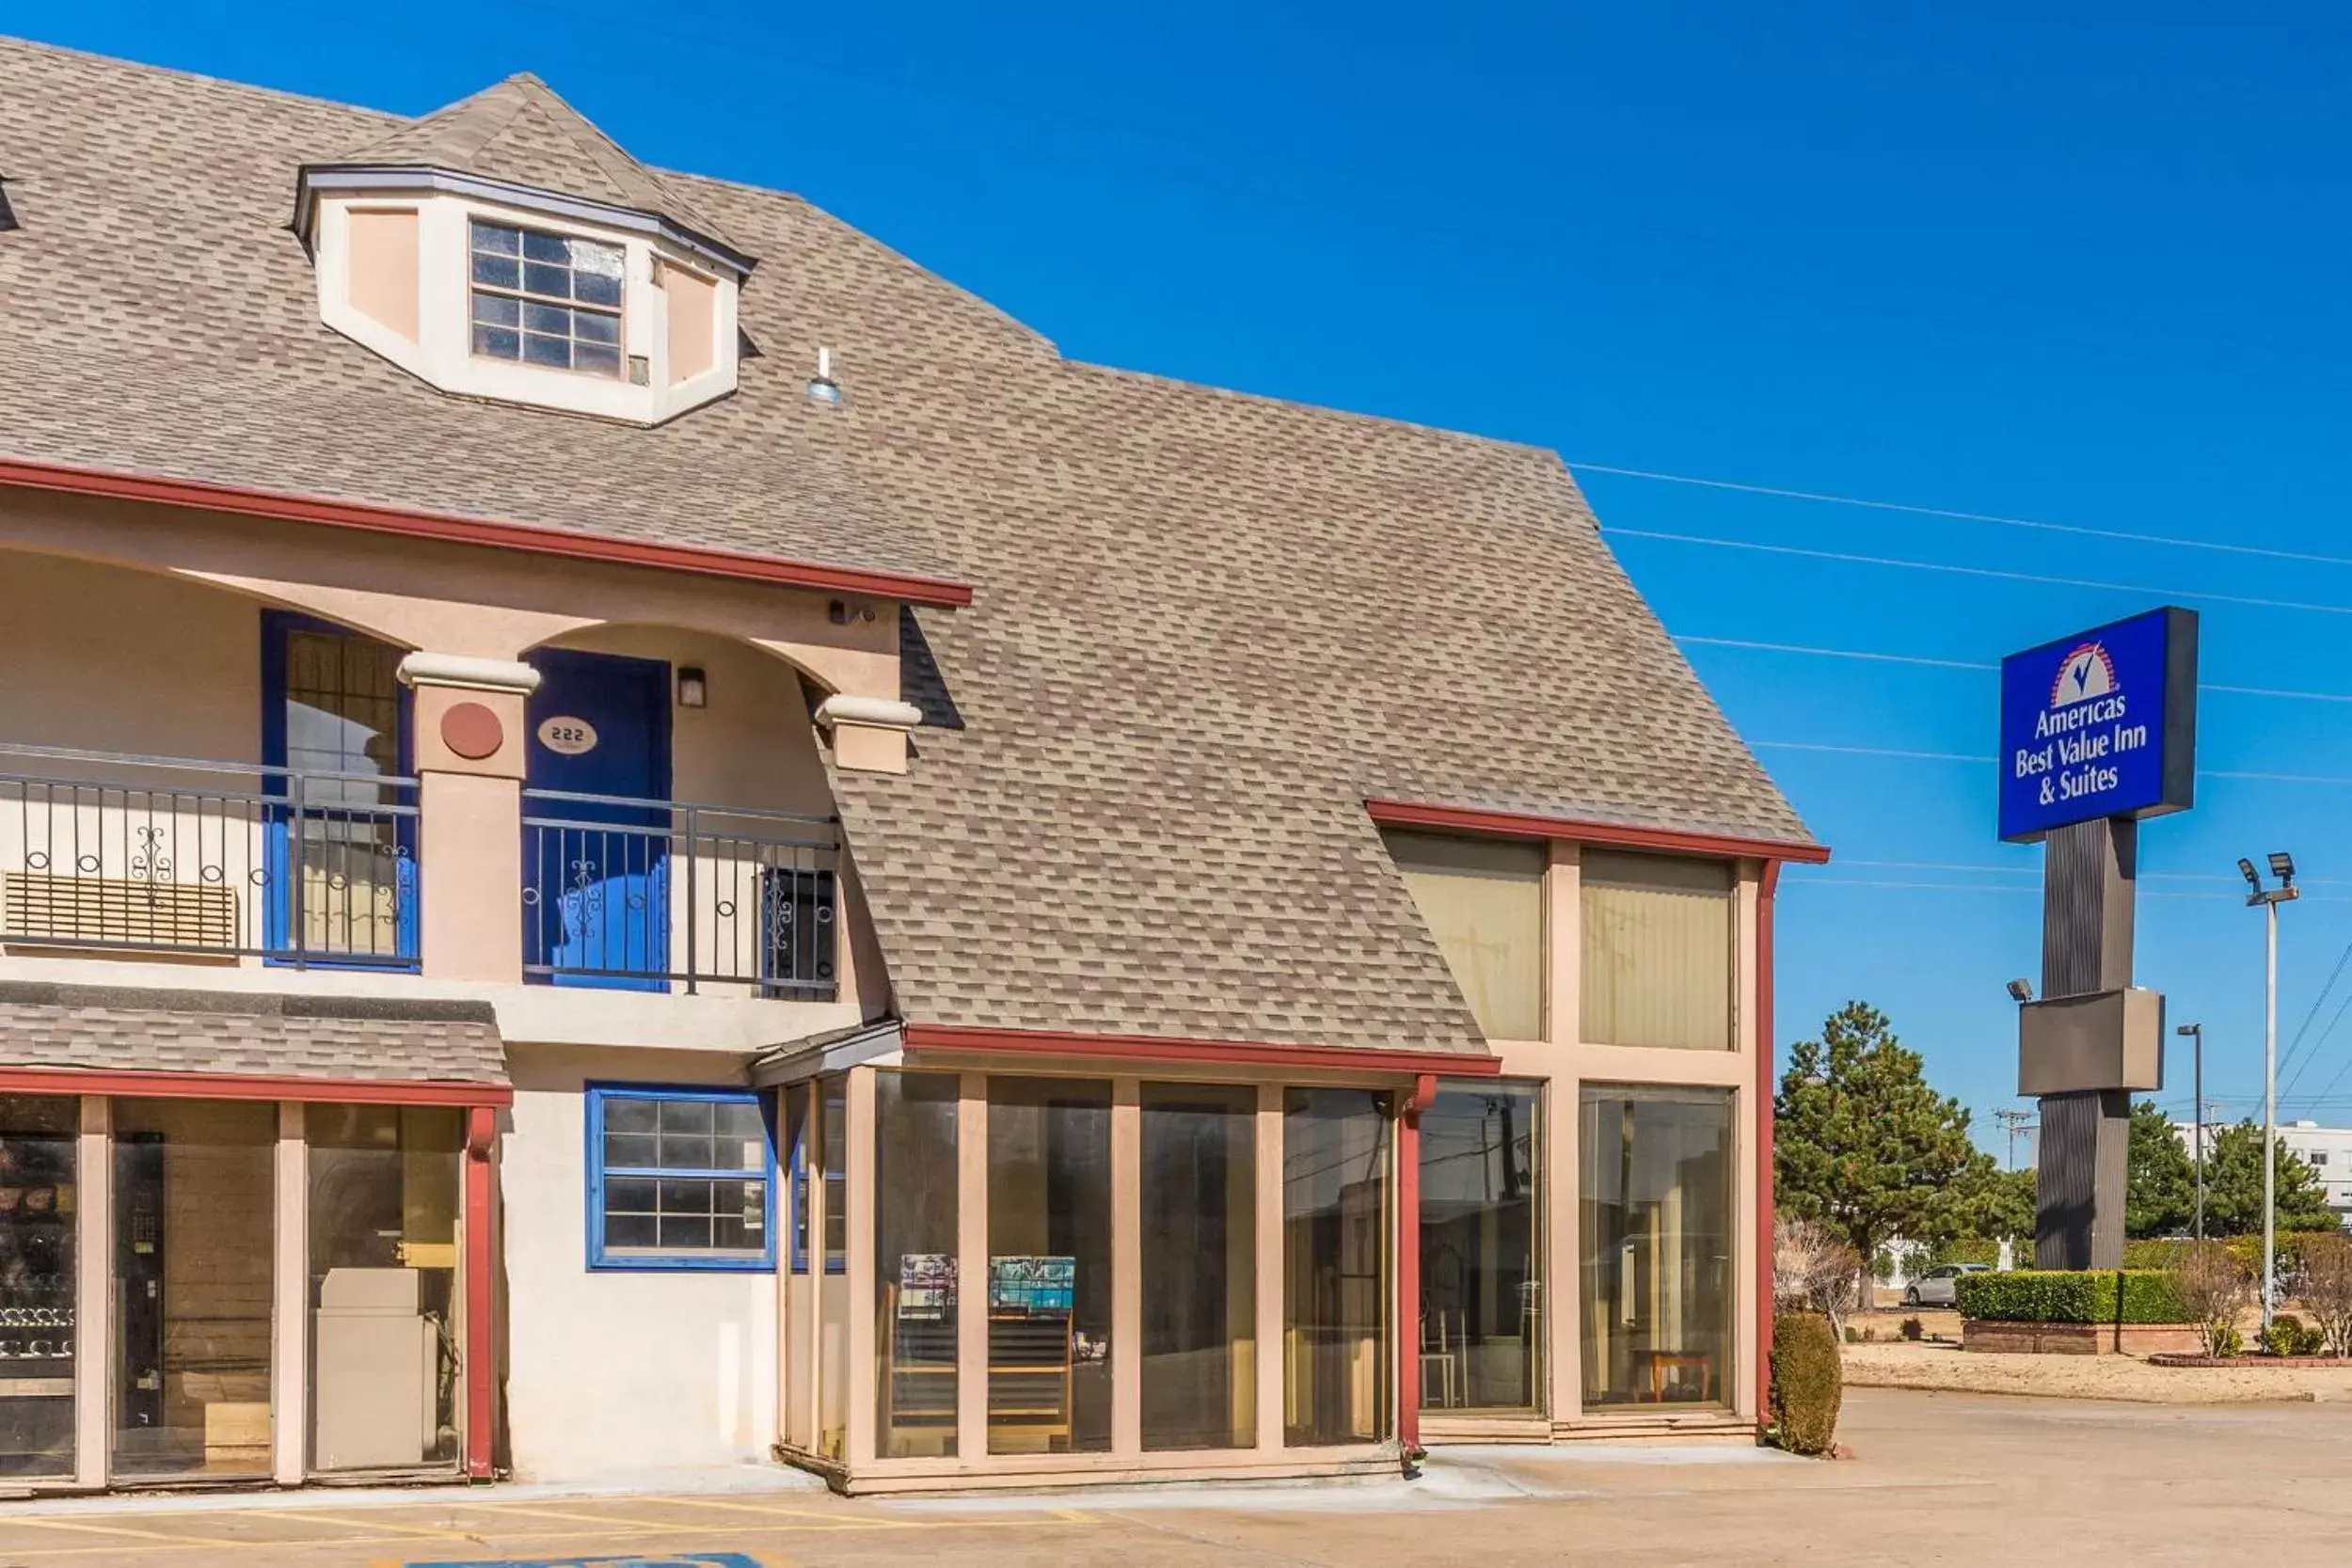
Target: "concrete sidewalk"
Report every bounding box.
[1,1390,2346,1564]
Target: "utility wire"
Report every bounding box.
[2283,985,2352,1110]
[1674,636,2352,705]
[2275,938,2352,1093]
[1576,464,2352,571]
[1606,528,2352,619]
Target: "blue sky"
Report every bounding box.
[19,3,2352,1149]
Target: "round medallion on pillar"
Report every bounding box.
[440,701,505,762]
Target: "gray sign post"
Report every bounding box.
[1999,609,2198,1269]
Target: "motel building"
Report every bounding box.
[0,39,1824,1495]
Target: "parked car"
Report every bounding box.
[1903,1262,1992,1307]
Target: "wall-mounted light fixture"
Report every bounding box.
[676,666,708,708]
[2006,978,2034,1004]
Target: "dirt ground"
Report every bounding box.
[1842,1338,2352,1402]
[7,1388,2352,1565]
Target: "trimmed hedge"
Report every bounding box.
[1954,1269,2192,1324]
[1770,1311,1842,1455]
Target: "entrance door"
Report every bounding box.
[523,649,673,990]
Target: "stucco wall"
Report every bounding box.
[0,552,261,761]
[499,1043,778,1481]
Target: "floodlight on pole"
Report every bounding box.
[2177,1022,2206,1242]
[2242,851,2301,1330]
[2007,978,2034,1004]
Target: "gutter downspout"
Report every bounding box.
[1398,1072,1438,1468]
[1756,861,1782,1438]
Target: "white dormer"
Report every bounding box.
[294,74,754,426]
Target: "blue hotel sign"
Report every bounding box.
[1998,607,2199,843]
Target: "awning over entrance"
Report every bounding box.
[0,982,510,1103]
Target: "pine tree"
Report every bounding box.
[1775,1002,1986,1307]
[2200,1121,2335,1236]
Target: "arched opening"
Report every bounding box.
[514,623,853,1000]
[0,550,420,969]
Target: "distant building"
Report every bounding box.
[2171,1120,2352,1229]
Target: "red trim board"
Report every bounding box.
[1364,799,1831,864]
[0,1066,512,1107]
[900,1023,1502,1078]
[0,457,977,609]
[463,1103,498,1479]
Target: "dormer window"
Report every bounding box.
[468,219,624,377]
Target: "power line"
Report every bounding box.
[1675,636,2352,705]
[2275,938,2352,1093]
[1606,528,2352,619]
[1577,464,2352,571]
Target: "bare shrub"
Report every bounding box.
[1775,1215,1860,1338]
[2296,1232,2352,1357]
[2167,1241,2254,1357]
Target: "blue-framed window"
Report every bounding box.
[787,1078,848,1275]
[586,1085,776,1272]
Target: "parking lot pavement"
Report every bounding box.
[9,1389,2352,1565]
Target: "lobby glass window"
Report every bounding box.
[1283,1089,1391,1447]
[1419,1083,1543,1414]
[0,1097,77,1480]
[1383,831,1546,1041]
[876,1072,959,1459]
[111,1100,275,1481]
[814,1076,849,1460]
[1579,1086,1734,1411]
[306,1104,462,1472]
[1141,1084,1256,1451]
[587,1088,773,1270]
[986,1078,1111,1455]
[1580,850,1734,1051]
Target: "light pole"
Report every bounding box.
[2176,1022,2204,1242]
[2239,853,2299,1330]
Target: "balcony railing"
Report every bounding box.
[0,743,421,967]
[521,790,841,998]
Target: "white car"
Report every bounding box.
[1902,1262,1991,1307]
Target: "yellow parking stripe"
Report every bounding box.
[0,1514,237,1545]
[233,1507,481,1541]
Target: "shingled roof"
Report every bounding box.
[0,37,1817,1055]
[317,71,746,264]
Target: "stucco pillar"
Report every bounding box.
[813,695,922,777]
[397,653,539,983]
[272,1101,308,1486]
[72,1096,108,1489]
[845,1068,879,1467]
[955,1074,989,1462]
[1252,1084,1284,1454]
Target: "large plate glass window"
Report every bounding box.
[469,219,625,376]
[875,1072,959,1458]
[587,1088,773,1270]
[307,1104,463,1473]
[1419,1081,1543,1414]
[0,1097,77,1480]
[1282,1088,1392,1446]
[1580,850,1735,1051]
[1579,1085,1734,1411]
[1140,1083,1255,1450]
[985,1078,1111,1455]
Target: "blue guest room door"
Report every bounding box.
[523,648,673,990]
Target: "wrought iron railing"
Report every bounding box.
[520,790,841,997]
[0,742,421,966]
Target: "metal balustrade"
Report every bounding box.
[520,789,841,997]
[0,742,420,966]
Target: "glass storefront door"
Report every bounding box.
[110,1100,276,1480]
[985,1078,1110,1454]
[1140,1084,1255,1451]
[1419,1083,1542,1414]
[874,1072,959,1459]
[1579,1085,1734,1411]
[306,1104,463,1473]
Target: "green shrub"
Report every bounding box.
[1770,1311,1842,1456]
[1928,1239,2004,1269]
[1899,1316,1924,1341]
[2263,1314,2325,1357]
[2122,1238,2185,1271]
[1954,1269,2191,1324]
[2213,1325,2244,1358]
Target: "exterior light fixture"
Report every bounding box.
[676,666,707,708]
[2239,848,2302,1330]
[2239,857,2262,892]
[2006,978,2034,1004]
[2269,850,2296,886]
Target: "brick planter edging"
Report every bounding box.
[1962,1320,2206,1355]
[2148,1353,2352,1369]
